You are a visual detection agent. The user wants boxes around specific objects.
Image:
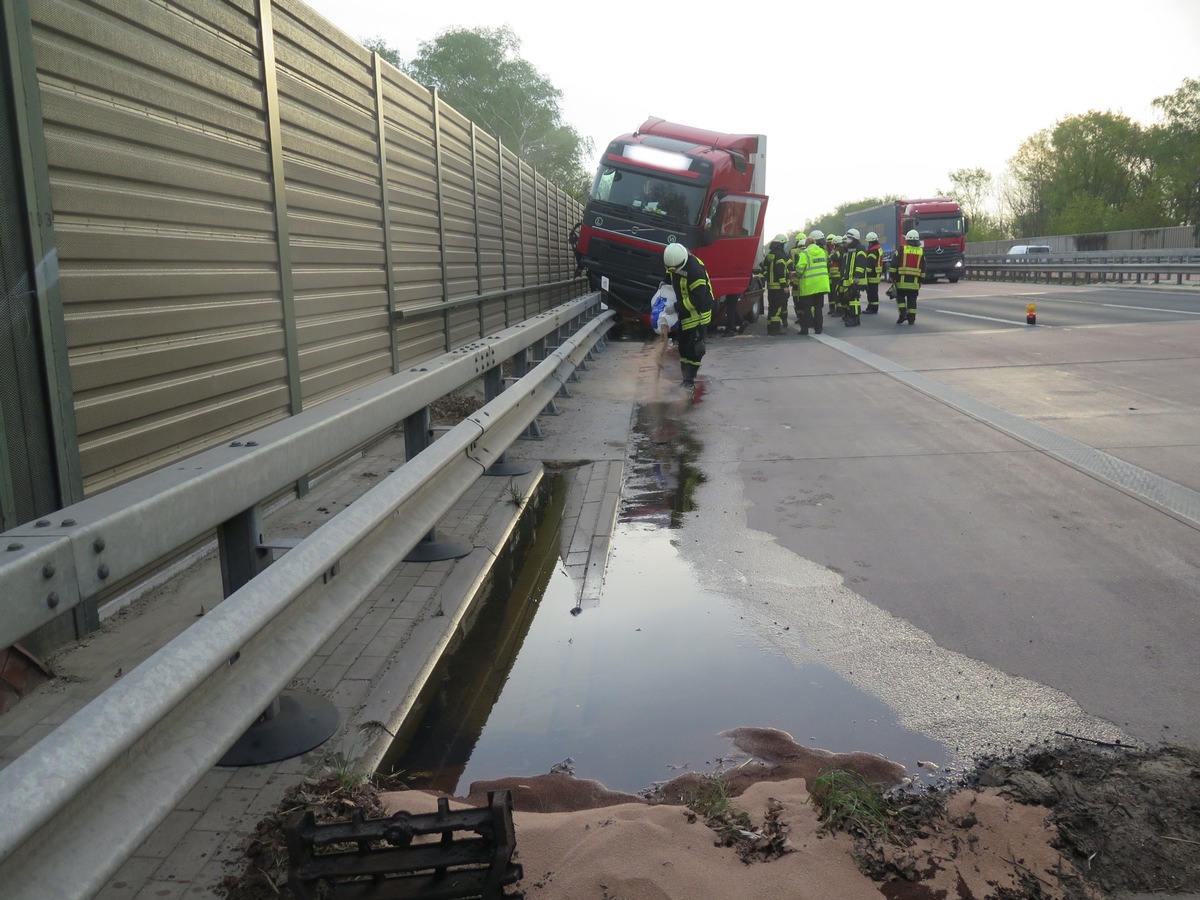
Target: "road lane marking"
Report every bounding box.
[928,309,1042,326]
[814,336,1200,530]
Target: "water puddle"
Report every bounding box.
[387,401,948,797]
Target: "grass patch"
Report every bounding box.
[506,480,526,506]
[808,767,893,841]
[686,773,755,843]
[677,773,790,862]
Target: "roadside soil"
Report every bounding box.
[221,736,1200,900]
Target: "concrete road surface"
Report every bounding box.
[625,279,1199,760]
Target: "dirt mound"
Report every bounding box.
[220,741,1200,900]
[974,742,1200,898]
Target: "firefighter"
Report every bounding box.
[892,229,925,325]
[787,232,807,328]
[793,229,829,335]
[863,231,883,314]
[760,234,791,335]
[841,229,866,326]
[663,242,714,386]
[826,234,842,316]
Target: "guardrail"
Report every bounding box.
[966,253,1200,287]
[0,296,613,900]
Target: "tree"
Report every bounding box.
[361,36,401,69]
[1150,77,1200,231]
[1006,129,1054,237]
[372,27,593,200]
[944,167,1007,243]
[1045,111,1158,232]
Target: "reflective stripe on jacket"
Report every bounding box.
[671,254,715,330]
[895,244,925,290]
[845,243,867,287]
[865,245,882,284]
[763,249,789,289]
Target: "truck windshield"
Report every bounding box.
[911,215,964,237]
[589,167,707,226]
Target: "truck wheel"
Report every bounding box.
[744,298,761,323]
[948,276,960,283]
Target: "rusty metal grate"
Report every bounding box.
[285,789,522,899]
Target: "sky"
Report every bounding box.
[300,0,1200,239]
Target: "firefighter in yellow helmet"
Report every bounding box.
[826,234,843,316]
[891,230,926,325]
[787,232,807,330]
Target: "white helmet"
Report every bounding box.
[846,227,861,240]
[808,228,824,241]
[865,231,878,242]
[773,233,788,244]
[663,243,688,268]
[906,229,920,240]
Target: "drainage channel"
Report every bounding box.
[382,403,948,797]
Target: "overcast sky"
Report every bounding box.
[300,0,1200,238]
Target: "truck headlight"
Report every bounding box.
[954,260,963,268]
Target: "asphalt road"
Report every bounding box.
[667,278,1200,758]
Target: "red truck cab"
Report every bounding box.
[573,118,769,327]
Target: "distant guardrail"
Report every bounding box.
[966,252,1200,286]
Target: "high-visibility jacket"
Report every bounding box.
[865,244,883,284]
[795,244,830,296]
[669,254,715,330]
[894,243,926,290]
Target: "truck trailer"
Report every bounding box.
[845,198,969,283]
[572,118,769,328]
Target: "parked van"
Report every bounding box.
[1008,244,1051,255]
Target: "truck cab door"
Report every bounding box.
[699,192,769,293]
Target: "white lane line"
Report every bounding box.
[928,309,1041,326]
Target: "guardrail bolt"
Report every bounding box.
[97,564,110,580]
[93,538,105,553]
[47,592,60,609]
[7,542,23,551]
[42,564,55,579]
[61,518,76,526]
[35,519,50,527]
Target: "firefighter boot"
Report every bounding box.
[896,305,907,324]
[907,314,915,325]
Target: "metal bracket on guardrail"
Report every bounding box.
[284,790,522,900]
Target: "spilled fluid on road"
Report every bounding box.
[387,401,948,797]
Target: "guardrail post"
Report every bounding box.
[483,364,533,471]
[402,408,471,561]
[215,506,340,766]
